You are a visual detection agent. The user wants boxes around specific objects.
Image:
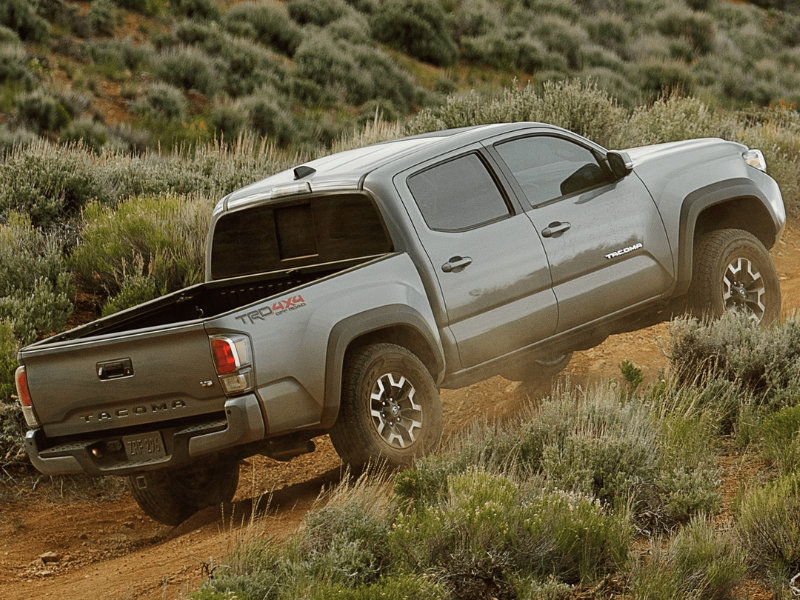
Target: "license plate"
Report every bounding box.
[122,431,166,462]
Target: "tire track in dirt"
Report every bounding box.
[1,225,797,600]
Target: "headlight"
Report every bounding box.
[743,149,767,172]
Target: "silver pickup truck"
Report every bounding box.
[15,122,785,524]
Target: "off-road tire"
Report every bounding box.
[689,228,781,324]
[127,459,239,526]
[329,343,442,471]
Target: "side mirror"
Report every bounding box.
[607,151,633,180]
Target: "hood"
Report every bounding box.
[624,138,745,166]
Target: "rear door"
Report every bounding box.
[395,145,557,369]
[486,131,673,332]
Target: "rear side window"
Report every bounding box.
[407,153,510,232]
[210,194,392,279]
[495,135,612,206]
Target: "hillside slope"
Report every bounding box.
[1,0,800,152]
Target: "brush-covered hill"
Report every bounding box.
[1,0,799,152]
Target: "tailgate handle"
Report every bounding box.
[97,358,133,380]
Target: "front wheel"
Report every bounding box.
[689,229,781,324]
[329,343,443,471]
[127,458,239,525]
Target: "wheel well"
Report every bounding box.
[693,197,777,249]
[345,325,440,380]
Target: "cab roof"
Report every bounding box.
[221,122,562,211]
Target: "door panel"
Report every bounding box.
[490,133,674,332]
[397,150,557,369]
[530,179,673,331]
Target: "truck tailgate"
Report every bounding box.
[21,322,222,438]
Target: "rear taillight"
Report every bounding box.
[209,335,254,395]
[15,366,40,428]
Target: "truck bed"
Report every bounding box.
[41,255,380,344]
[19,254,388,439]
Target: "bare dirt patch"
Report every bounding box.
[1,225,798,600]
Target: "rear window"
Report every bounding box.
[407,153,510,232]
[210,194,392,279]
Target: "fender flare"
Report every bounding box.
[675,178,773,295]
[320,305,445,429]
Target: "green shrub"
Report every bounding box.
[195,475,399,599]
[370,0,457,66]
[288,0,349,26]
[0,320,17,402]
[0,125,35,154]
[636,58,696,99]
[88,38,154,74]
[156,45,218,96]
[209,102,247,142]
[390,470,632,587]
[111,0,161,14]
[170,0,219,20]
[133,83,187,122]
[0,0,48,42]
[294,33,419,111]
[327,13,371,43]
[0,140,109,227]
[671,516,746,599]
[308,575,449,600]
[14,91,72,135]
[736,473,800,583]
[0,43,33,88]
[297,476,396,587]
[759,406,800,475]
[461,29,550,73]
[222,2,303,56]
[656,7,716,56]
[668,313,800,410]
[586,11,629,52]
[616,94,737,148]
[218,36,284,97]
[70,195,208,301]
[101,275,159,316]
[407,80,625,148]
[580,67,642,108]
[0,24,19,43]
[400,382,720,530]
[59,119,108,154]
[0,213,73,344]
[631,517,746,600]
[530,15,590,70]
[88,0,116,36]
[236,93,294,146]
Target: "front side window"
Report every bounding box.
[495,135,612,206]
[407,153,510,232]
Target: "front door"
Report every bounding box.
[488,132,674,332]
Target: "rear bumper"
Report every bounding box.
[24,395,266,476]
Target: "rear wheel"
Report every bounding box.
[689,229,781,324]
[127,458,239,526]
[330,343,442,471]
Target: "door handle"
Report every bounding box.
[441,256,473,273]
[542,221,571,237]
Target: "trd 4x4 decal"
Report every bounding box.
[272,295,306,315]
[234,295,306,325]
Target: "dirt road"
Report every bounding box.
[1,225,798,600]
